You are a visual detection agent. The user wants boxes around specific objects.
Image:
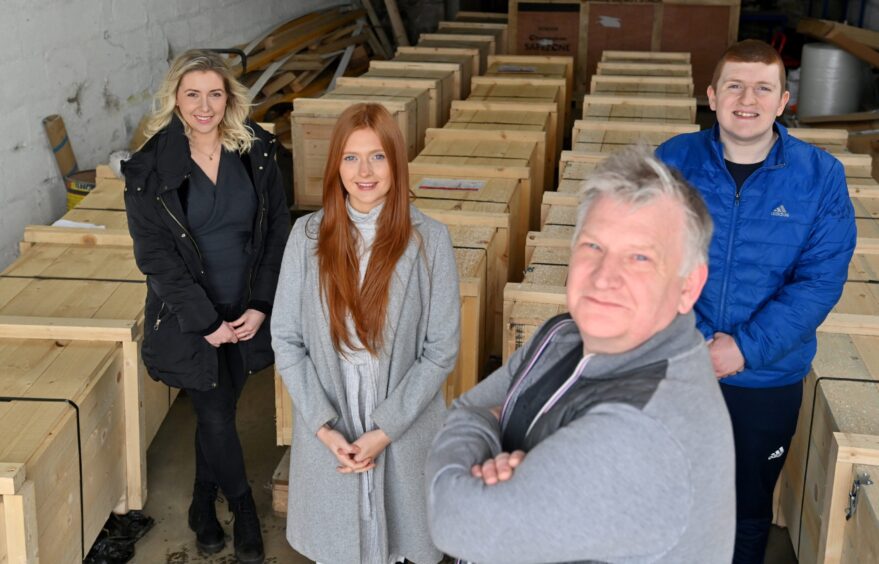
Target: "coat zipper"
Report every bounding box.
[153,302,166,330]
[158,193,203,260]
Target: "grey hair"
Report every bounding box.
[572,144,713,274]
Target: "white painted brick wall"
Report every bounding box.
[0,0,344,269]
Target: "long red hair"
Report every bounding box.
[317,103,412,355]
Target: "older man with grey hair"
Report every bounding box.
[425,145,736,564]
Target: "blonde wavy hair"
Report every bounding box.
[142,49,255,152]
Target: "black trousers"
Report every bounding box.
[188,338,251,500]
[721,380,803,564]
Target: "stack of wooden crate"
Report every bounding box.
[272,54,576,510]
[0,166,176,562]
[503,50,698,360]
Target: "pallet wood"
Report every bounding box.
[596,61,692,78]
[601,50,691,64]
[323,82,431,152]
[446,99,558,188]
[483,55,574,115]
[291,97,417,208]
[468,76,566,150]
[437,21,508,55]
[365,61,456,122]
[374,59,466,102]
[590,75,695,97]
[395,46,477,96]
[571,119,699,153]
[418,33,495,74]
[416,128,545,230]
[581,94,696,123]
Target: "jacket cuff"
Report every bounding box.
[248,300,272,315]
[197,314,224,337]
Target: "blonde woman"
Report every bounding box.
[123,49,289,563]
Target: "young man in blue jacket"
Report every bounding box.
[656,40,857,563]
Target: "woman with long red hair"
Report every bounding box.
[272,103,460,564]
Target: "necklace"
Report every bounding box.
[190,139,221,161]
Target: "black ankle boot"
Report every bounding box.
[228,489,265,564]
[188,481,225,554]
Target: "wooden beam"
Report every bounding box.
[2,480,38,563]
[818,312,879,336]
[0,463,25,496]
[385,0,410,46]
[23,225,132,247]
[0,315,137,342]
[503,282,567,305]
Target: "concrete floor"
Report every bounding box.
[132,366,799,564]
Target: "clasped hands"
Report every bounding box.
[204,309,266,347]
[317,426,391,474]
[708,332,745,379]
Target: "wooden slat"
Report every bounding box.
[582,94,696,123]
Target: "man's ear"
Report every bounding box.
[707,85,717,112]
[776,90,791,117]
[678,263,708,314]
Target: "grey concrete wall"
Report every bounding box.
[0,0,341,270]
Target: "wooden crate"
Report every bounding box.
[365,61,456,122]
[322,84,430,152]
[272,231,490,445]
[502,228,571,360]
[0,343,127,564]
[468,76,566,151]
[417,33,495,74]
[395,47,477,97]
[601,50,691,64]
[446,99,558,188]
[376,59,470,103]
[415,128,545,230]
[581,1,740,99]
[483,55,574,115]
[590,75,695,97]
[334,76,441,130]
[507,0,581,91]
[595,61,692,78]
[437,21,508,54]
[291,97,417,209]
[788,128,851,153]
[410,161,535,255]
[557,150,609,195]
[412,174,521,357]
[571,119,699,153]
[382,58,469,102]
[776,332,879,564]
[581,94,696,123]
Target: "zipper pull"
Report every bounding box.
[154,317,162,331]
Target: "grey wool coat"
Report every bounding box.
[271,205,461,564]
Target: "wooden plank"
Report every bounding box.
[582,94,696,123]
[798,18,879,69]
[455,11,508,24]
[370,59,465,102]
[789,128,851,153]
[21,226,132,248]
[572,119,700,153]
[596,61,692,77]
[365,62,455,122]
[484,55,574,112]
[590,75,695,97]
[1,480,37,563]
[601,50,691,64]
[0,316,136,342]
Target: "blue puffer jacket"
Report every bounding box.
[657,123,856,388]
